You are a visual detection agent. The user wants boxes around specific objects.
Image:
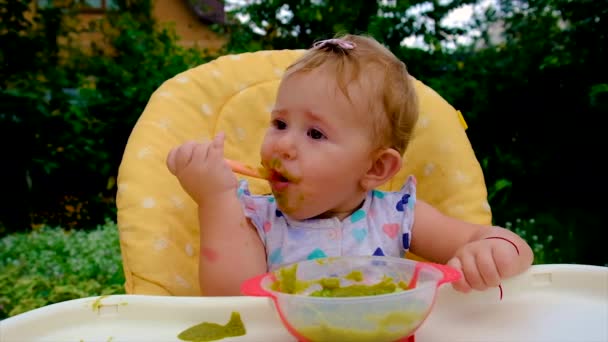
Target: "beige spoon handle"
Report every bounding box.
[225,159,266,180]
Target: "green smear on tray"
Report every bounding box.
[178,312,246,342]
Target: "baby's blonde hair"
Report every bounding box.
[283,33,419,155]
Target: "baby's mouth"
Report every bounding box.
[269,169,294,192]
[269,169,290,183]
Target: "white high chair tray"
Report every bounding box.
[1,264,606,342]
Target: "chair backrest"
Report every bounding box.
[116,49,492,295]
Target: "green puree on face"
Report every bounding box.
[177,312,246,342]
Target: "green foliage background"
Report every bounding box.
[0,222,124,319]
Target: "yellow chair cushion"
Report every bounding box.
[116,49,492,295]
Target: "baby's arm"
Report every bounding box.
[197,192,266,296]
[410,200,533,293]
[167,133,267,296]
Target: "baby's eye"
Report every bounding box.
[307,128,326,140]
[272,119,287,130]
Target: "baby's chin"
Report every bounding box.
[273,202,319,221]
[280,202,362,221]
[277,205,334,221]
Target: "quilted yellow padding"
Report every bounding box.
[116,49,492,296]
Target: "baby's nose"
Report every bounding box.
[275,133,297,160]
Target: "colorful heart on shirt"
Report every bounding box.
[352,228,368,242]
[245,201,257,212]
[382,223,399,239]
[269,247,283,264]
[408,196,416,210]
[288,228,307,240]
[372,190,385,198]
[396,194,410,212]
[351,209,366,223]
[402,232,410,249]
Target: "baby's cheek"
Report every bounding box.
[259,132,275,156]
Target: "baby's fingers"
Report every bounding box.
[166,147,178,174]
[461,252,490,291]
[447,257,471,293]
[477,248,501,288]
[208,132,227,164]
[175,141,199,171]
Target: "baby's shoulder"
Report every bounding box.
[368,176,417,214]
[371,175,417,198]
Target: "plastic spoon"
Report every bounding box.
[225,159,268,180]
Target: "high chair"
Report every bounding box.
[116,49,492,296]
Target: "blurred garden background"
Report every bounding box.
[1,0,606,319]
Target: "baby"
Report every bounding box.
[166,34,533,296]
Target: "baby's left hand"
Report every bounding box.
[447,238,521,293]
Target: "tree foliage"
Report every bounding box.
[220,0,606,265]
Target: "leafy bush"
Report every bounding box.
[0,0,215,235]
[505,218,564,265]
[0,221,124,319]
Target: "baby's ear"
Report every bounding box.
[360,148,402,191]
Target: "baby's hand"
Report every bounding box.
[166,133,237,203]
[447,237,521,293]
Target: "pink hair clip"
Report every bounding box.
[312,38,356,50]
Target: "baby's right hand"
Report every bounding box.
[166,133,237,203]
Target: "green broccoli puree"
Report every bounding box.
[310,276,397,297]
[270,262,314,293]
[270,263,424,342]
[271,264,409,297]
[298,311,422,342]
[345,270,364,281]
[177,312,246,342]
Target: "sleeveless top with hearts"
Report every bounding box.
[237,176,417,271]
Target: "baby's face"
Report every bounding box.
[260,66,376,220]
